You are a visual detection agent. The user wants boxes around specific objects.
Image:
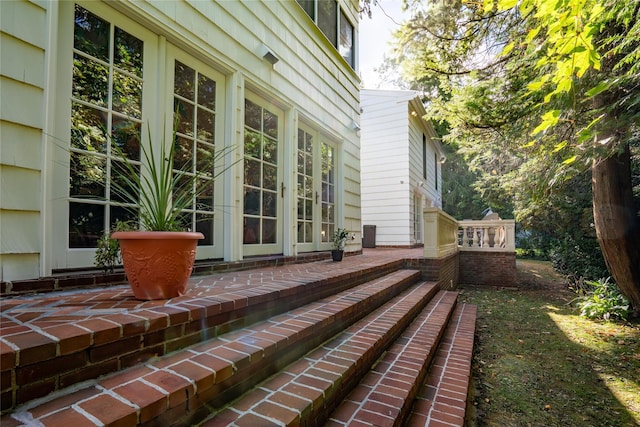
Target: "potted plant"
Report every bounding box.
[331,228,350,262]
[106,124,233,300]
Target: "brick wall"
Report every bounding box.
[404,252,460,290]
[459,251,517,286]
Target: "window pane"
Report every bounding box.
[70,152,105,197]
[72,53,108,106]
[264,137,278,165]
[71,103,107,152]
[74,5,109,61]
[263,163,277,191]
[196,142,214,175]
[197,109,215,143]
[245,159,261,188]
[110,159,139,203]
[113,70,142,118]
[196,213,214,245]
[198,74,216,110]
[296,0,314,19]
[318,0,337,46]
[175,62,195,100]
[174,136,192,171]
[111,116,140,161]
[114,27,143,77]
[196,178,214,210]
[263,191,277,217]
[110,205,138,229]
[69,202,104,248]
[244,99,261,131]
[244,217,260,244]
[262,219,276,243]
[339,10,354,67]
[174,98,194,136]
[263,109,278,139]
[244,188,260,215]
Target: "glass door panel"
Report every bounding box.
[243,98,283,255]
[296,125,337,252]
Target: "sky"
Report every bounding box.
[358,1,411,89]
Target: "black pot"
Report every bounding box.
[331,249,344,262]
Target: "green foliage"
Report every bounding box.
[332,228,349,250]
[549,235,608,282]
[94,220,133,273]
[111,124,235,231]
[575,277,630,320]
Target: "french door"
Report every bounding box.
[296,124,337,252]
[242,95,284,256]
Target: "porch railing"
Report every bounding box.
[457,219,516,251]
[423,208,516,258]
[423,208,459,258]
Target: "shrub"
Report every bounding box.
[549,236,608,282]
[575,277,630,321]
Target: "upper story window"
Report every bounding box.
[296,0,355,68]
[422,134,427,180]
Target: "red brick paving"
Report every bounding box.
[0,249,478,426]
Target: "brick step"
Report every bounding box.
[0,259,405,412]
[199,286,447,426]
[406,303,477,427]
[2,270,424,426]
[325,291,459,427]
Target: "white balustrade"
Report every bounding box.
[457,219,515,251]
[423,208,516,258]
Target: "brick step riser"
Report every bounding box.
[325,291,458,427]
[1,261,407,413]
[203,285,443,427]
[184,272,423,421]
[2,271,425,426]
[407,303,478,427]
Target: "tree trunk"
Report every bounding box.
[592,143,640,315]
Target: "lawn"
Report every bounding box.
[459,260,640,427]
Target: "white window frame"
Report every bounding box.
[166,45,227,260]
[51,1,158,270]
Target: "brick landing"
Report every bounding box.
[1,249,477,426]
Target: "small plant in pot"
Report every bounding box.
[105,124,233,300]
[331,228,349,262]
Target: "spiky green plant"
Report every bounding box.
[111,124,235,231]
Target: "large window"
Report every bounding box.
[69,4,143,248]
[296,0,355,68]
[67,4,222,255]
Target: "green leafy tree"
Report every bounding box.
[385,0,640,314]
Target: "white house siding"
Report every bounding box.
[0,0,361,282]
[0,0,48,280]
[360,89,442,247]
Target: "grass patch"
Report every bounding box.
[459,262,640,426]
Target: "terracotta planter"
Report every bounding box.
[112,231,204,300]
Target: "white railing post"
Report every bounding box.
[423,208,458,258]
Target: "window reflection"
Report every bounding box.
[69,4,144,248]
[243,99,279,245]
[173,60,217,242]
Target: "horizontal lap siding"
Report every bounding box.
[361,91,412,246]
[0,0,47,280]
